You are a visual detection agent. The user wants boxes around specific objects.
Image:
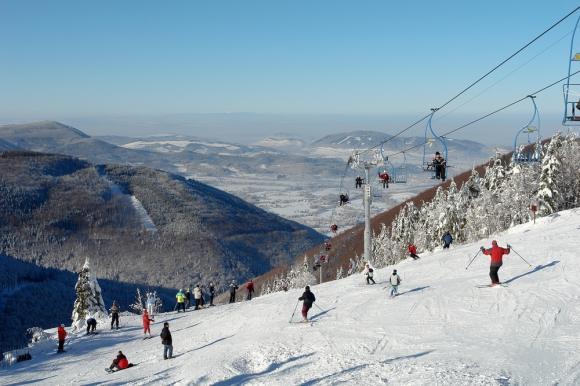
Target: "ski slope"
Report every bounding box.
[3,209,580,385]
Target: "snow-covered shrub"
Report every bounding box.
[26,327,50,344]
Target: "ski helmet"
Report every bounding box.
[393,269,397,274]
[305,285,310,290]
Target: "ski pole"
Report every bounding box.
[465,250,481,270]
[509,246,532,267]
[289,300,299,323]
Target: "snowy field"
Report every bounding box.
[194,170,463,236]
[3,208,580,385]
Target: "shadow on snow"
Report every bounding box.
[503,260,560,285]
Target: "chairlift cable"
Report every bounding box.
[385,70,580,158]
[361,6,580,155]
[435,30,573,122]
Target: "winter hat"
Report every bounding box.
[305,285,310,290]
[393,269,397,274]
[164,322,169,327]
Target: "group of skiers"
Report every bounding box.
[363,262,401,298]
[175,283,216,312]
[229,279,255,303]
[53,234,514,372]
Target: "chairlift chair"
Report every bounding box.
[422,108,449,179]
[513,95,541,163]
[563,14,580,125]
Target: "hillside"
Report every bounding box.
[0,151,323,286]
[0,151,323,346]
[3,208,579,385]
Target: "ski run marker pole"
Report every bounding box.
[289,300,299,323]
[465,250,481,270]
[509,246,533,268]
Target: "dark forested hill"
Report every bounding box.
[0,151,323,288]
[0,151,323,345]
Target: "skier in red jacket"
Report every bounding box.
[481,240,511,285]
[408,244,419,260]
[57,324,67,353]
[142,309,154,337]
[108,351,133,372]
[246,280,255,301]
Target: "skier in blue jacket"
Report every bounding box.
[442,231,453,249]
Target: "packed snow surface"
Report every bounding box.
[3,209,580,385]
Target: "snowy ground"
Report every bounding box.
[4,209,579,385]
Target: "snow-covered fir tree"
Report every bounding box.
[71,258,108,331]
[372,133,580,271]
[537,134,564,216]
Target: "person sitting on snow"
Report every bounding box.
[108,351,133,372]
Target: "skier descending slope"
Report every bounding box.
[298,285,316,322]
[389,270,402,298]
[481,240,511,286]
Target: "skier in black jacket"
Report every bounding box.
[160,322,173,360]
[209,282,216,306]
[298,286,316,322]
[229,281,238,303]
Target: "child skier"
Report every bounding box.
[298,285,316,322]
[389,270,402,297]
[142,309,154,338]
[363,263,376,285]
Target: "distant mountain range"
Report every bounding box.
[0,121,499,236]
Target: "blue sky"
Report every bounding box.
[0,1,579,144]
